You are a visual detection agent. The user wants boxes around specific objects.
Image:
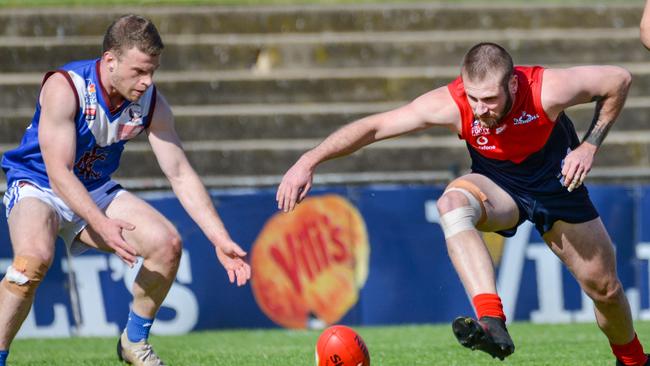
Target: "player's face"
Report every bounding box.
[107,47,160,102]
[463,74,516,129]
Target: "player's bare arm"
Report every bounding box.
[38,73,137,266]
[276,86,461,212]
[541,65,632,191]
[147,93,250,286]
[641,0,650,50]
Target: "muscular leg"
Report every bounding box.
[439,174,520,360]
[436,174,520,298]
[78,191,182,319]
[0,198,58,349]
[543,218,634,345]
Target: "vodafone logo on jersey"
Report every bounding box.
[475,135,496,150]
[470,120,497,150]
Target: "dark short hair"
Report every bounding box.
[102,14,164,58]
[461,42,513,88]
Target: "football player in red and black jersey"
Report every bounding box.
[276,42,647,366]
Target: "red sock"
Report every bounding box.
[611,334,648,366]
[472,293,506,322]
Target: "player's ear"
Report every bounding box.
[508,74,518,95]
[103,50,118,73]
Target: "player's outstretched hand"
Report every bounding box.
[215,240,251,287]
[276,160,314,213]
[561,143,597,192]
[94,217,138,267]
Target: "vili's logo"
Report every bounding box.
[250,195,370,329]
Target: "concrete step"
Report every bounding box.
[0,102,394,144]
[0,4,641,37]
[2,98,649,144]
[99,132,650,182]
[3,63,650,110]
[108,166,650,190]
[0,27,643,72]
[2,131,649,180]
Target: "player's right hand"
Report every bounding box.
[94,217,138,267]
[215,240,250,287]
[276,160,314,213]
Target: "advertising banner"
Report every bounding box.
[0,184,649,338]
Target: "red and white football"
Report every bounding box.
[315,325,370,366]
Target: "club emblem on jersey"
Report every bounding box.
[127,103,143,124]
[74,145,106,180]
[118,103,145,140]
[84,81,98,123]
[513,110,539,125]
[471,120,491,136]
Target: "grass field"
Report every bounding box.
[0,0,643,7]
[6,320,650,365]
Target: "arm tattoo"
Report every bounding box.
[583,99,613,147]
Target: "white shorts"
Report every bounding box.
[3,179,125,255]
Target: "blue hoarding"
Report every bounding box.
[1,184,649,338]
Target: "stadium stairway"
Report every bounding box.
[0,3,647,190]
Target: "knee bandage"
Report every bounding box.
[439,182,487,239]
[1,255,48,298]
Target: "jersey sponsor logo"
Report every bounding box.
[476,136,489,145]
[118,103,145,140]
[74,145,107,180]
[475,135,496,150]
[84,81,98,123]
[477,145,496,150]
[513,110,539,125]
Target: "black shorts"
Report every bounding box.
[467,113,600,237]
[494,182,599,238]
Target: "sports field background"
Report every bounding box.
[6,321,650,365]
[1,0,649,365]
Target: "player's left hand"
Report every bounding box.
[561,143,597,192]
[215,240,251,286]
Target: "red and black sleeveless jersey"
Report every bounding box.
[447,66,582,194]
[448,66,555,163]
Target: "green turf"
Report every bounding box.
[0,0,643,7]
[6,320,650,365]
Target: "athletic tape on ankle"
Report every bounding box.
[1,255,48,298]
